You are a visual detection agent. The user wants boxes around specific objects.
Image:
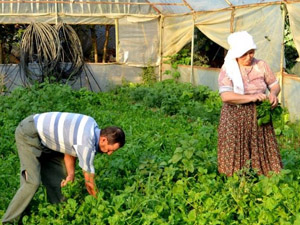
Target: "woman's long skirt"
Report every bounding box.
[218,103,283,176]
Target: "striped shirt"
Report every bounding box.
[33,112,100,174]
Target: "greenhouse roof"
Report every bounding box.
[146,0,283,14]
[0,0,296,18]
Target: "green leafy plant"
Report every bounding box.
[256,100,283,126]
[284,12,299,72]
[140,61,157,85]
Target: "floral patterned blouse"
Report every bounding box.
[218,58,278,95]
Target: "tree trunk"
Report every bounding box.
[102,25,111,63]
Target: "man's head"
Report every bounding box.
[99,126,125,155]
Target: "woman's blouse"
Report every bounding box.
[218,58,278,95]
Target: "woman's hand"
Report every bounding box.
[268,93,278,108]
[268,83,280,108]
[251,93,267,102]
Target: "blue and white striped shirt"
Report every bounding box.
[33,112,100,173]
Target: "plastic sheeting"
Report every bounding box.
[162,4,283,72]
[162,14,193,57]
[147,0,282,13]
[287,3,300,62]
[0,0,296,74]
[195,5,284,72]
[0,0,286,24]
[0,0,158,24]
[118,16,160,66]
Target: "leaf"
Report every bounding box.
[264,198,277,211]
[261,114,271,124]
[187,209,197,222]
[182,159,194,173]
[169,153,182,164]
[174,147,183,154]
[274,128,282,135]
[184,148,194,159]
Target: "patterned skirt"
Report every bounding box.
[218,103,283,176]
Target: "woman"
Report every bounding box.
[218,31,282,176]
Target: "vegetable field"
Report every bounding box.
[0,80,300,224]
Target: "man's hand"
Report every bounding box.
[61,154,76,187]
[83,171,97,197]
[61,175,74,187]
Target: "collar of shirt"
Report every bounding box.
[95,127,101,153]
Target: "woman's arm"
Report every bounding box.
[268,83,281,108]
[220,91,267,104]
[61,154,76,187]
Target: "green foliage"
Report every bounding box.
[284,14,299,72]
[256,100,283,126]
[0,82,300,224]
[164,49,191,67]
[0,24,25,63]
[163,53,182,81]
[140,62,157,85]
[129,79,222,122]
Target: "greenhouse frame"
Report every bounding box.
[0,0,300,121]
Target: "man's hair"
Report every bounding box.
[100,126,125,148]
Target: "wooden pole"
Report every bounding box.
[190,15,195,85]
[159,15,163,81]
[115,18,119,63]
[92,25,98,63]
[0,41,3,64]
[279,4,286,106]
[230,7,235,33]
[102,25,111,63]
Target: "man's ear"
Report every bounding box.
[100,136,108,143]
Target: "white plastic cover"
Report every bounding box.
[162,14,193,57]
[286,3,300,62]
[118,16,160,66]
[195,5,283,72]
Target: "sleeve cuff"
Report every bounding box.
[219,86,233,94]
[268,80,278,89]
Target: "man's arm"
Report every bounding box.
[83,171,97,197]
[61,154,76,187]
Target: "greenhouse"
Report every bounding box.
[0,0,300,120]
[1,1,300,224]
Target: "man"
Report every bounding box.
[2,112,125,224]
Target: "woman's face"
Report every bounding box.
[237,49,255,66]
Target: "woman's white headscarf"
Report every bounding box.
[224,31,257,94]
